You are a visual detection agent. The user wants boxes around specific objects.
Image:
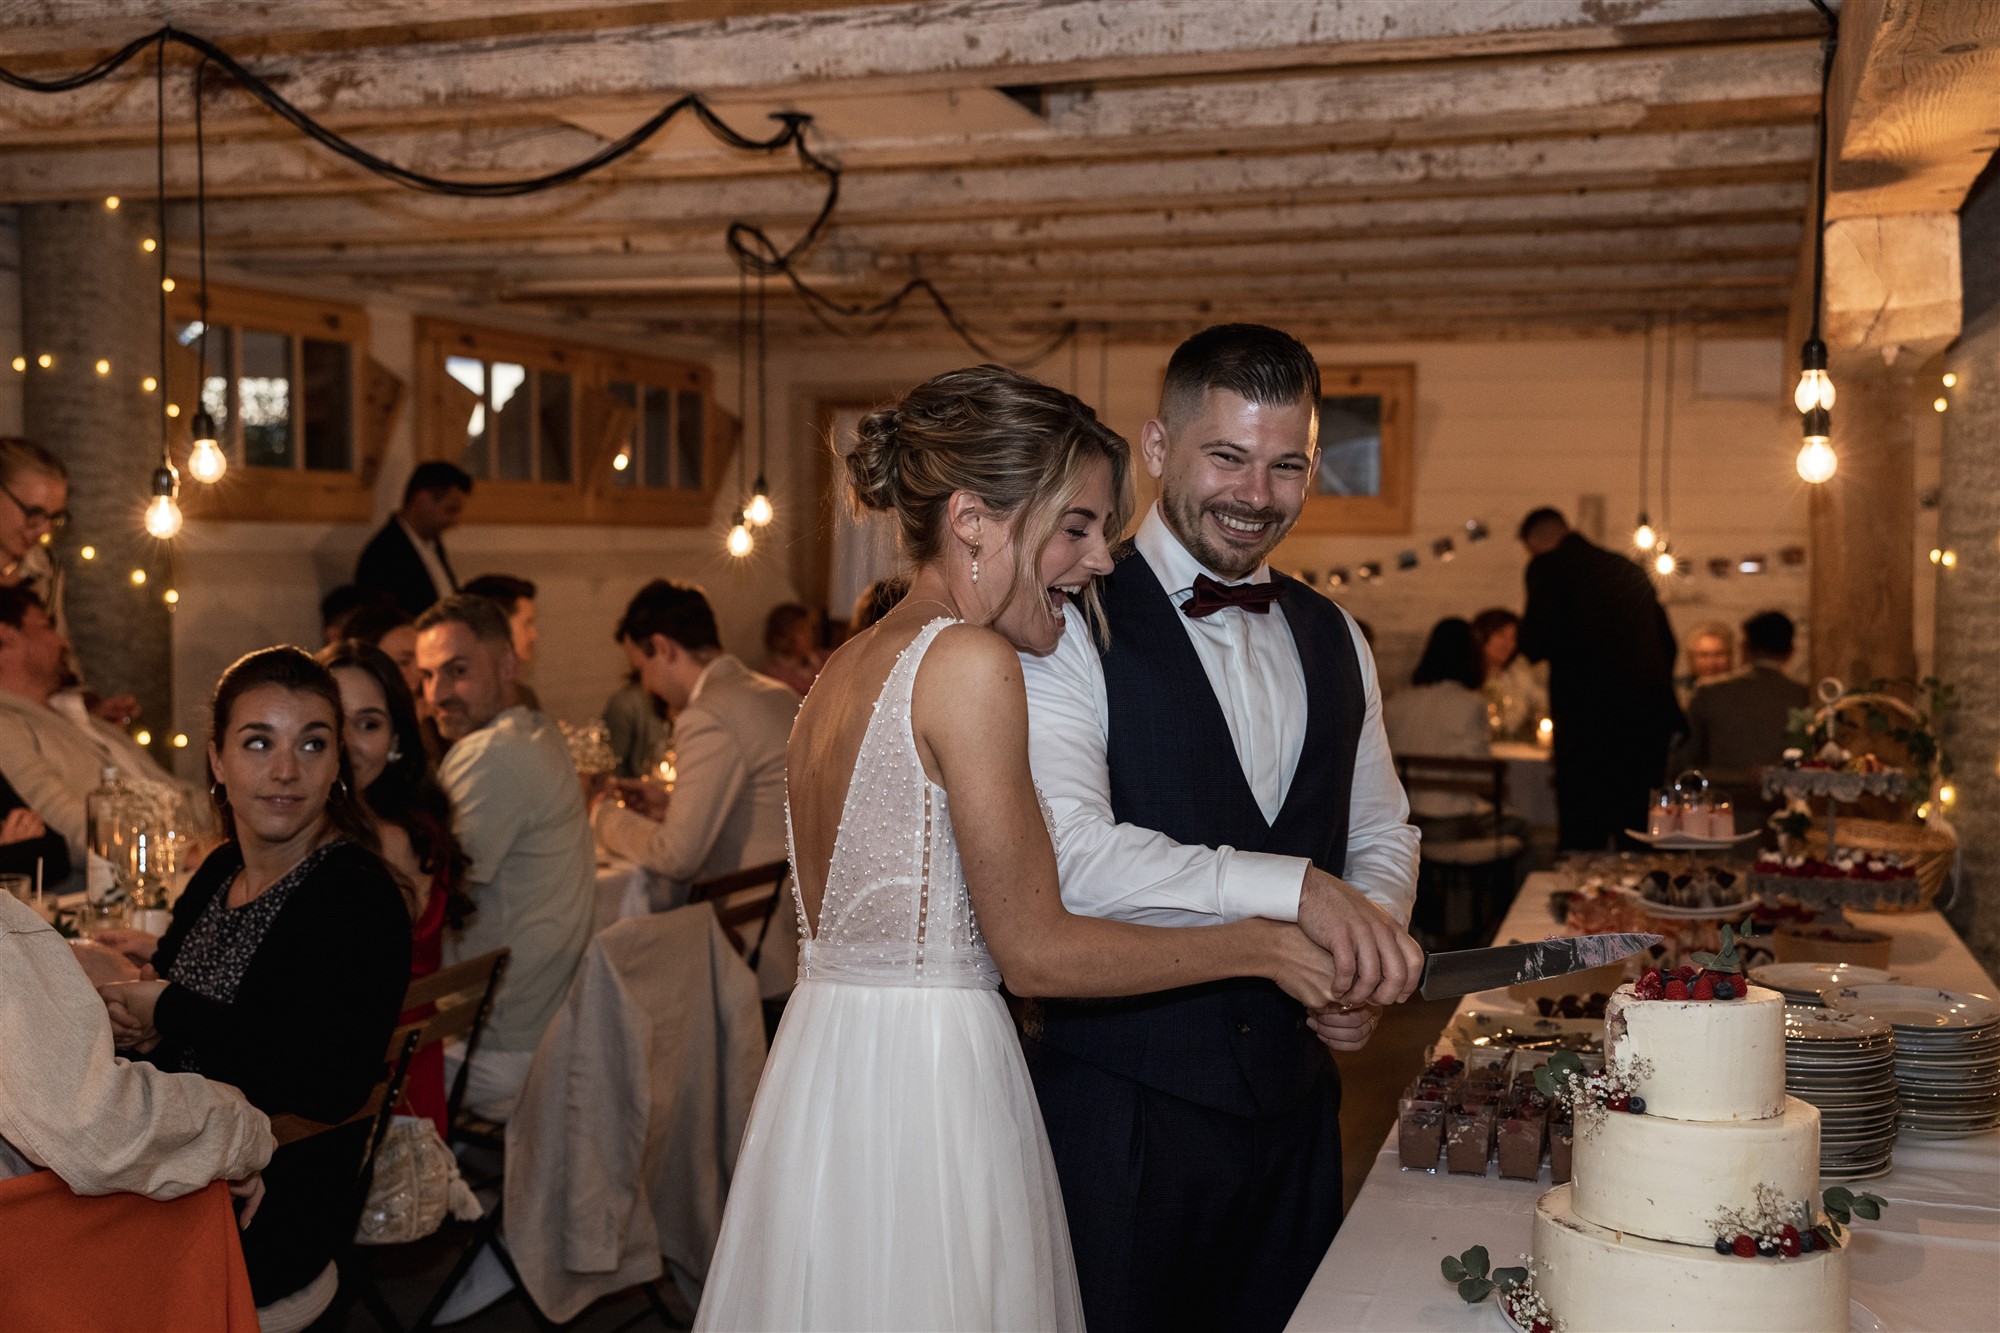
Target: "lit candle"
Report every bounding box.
[1536,717,1554,747]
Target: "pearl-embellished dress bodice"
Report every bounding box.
[790,617,999,990]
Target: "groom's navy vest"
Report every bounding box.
[1034,552,1366,1117]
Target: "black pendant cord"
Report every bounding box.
[736,267,750,507]
[153,42,170,471]
[193,57,210,420]
[755,271,769,496]
[1807,18,1837,346]
[1638,313,1653,527]
[0,27,1074,367]
[1660,313,1676,534]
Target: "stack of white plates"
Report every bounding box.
[1822,984,2000,1139]
[1783,1006,1899,1179]
[1751,963,1899,1007]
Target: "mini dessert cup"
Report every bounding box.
[1397,1096,1446,1171]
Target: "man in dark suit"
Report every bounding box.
[1518,507,1685,850]
[1670,610,1810,831]
[354,462,472,616]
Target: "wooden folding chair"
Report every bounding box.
[685,860,790,971]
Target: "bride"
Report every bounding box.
[695,366,1341,1331]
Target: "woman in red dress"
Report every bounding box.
[320,641,472,1135]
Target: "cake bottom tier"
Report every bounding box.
[1533,1184,1850,1333]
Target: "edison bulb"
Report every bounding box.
[1633,522,1657,552]
[1653,550,1677,577]
[1796,437,1838,484]
[1793,367,1835,414]
[144,494,183,539]
[746,492,774,527]
[611,450,630,472]
[726,522,754,558]
[187,437,227,484]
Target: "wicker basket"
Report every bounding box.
[1801,816,1956,912]
[1811,692,1923,821]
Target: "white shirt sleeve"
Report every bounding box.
[1020,618,1309,927]
[1337,610,1422,926]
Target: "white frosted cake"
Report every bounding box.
[1526,981,1851,1332]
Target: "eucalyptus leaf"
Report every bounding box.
[1442,1256,1465,1282]
[1852,1199,1879,1221]
[1824,1186,1854,1209]
[1458,1278,1494,1304]
[1465,1246,1489,1279]
[1494,1267,1528,1290]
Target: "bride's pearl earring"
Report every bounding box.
[969,541,981,585]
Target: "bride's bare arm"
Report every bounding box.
[914,624,1337,1006]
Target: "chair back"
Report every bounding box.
[405,948,511,1129]
[269,1023,422,1154]
[1395,754,1518,865]
[686,860,789,970]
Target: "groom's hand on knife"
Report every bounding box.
[1296,868,1425,1008]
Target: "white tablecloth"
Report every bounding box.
[1287,873,2000,1332]
[1490,742,1557,829]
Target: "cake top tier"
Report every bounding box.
[1605,982,1786,1123]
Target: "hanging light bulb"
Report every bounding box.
[1633,513,1657,551]
[1653,548,1678,577]
[1793,338,1835,413]
[745,475,774,527]
[1796,405,1836,483]
[143,464,183,540]
[725,511,754,558]
[611,449,631,472]
[187,411,226,484]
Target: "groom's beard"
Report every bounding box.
[1163,491,1294,580]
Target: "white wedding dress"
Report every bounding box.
[695,618,1083,1332]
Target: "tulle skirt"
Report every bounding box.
[695,979,1083,1332]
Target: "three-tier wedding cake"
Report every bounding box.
[1527,979,1851,1332]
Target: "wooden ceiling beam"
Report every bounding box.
[220,183,1811,274]
[0,0,1826,145]
[0,39,1821,194]
[180,125,1814,251]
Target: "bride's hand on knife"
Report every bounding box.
[1296,867,1424,1007]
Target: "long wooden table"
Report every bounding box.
[1287,872,2000,1332]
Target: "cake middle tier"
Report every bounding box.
[1571,1095,1821,1245]
[1605,982,1786,1121]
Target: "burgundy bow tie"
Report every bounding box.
[1183,573,1282,619]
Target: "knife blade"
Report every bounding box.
[1417,932,1662,1001]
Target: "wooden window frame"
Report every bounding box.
[168,282,393,524]
[415,318,733,527]
[1290,363,1416,536]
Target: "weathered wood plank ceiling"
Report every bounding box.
[0,0,1852,345]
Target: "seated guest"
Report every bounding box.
[1670,610,1809,829]
[415,595,592,1121]
[95,647,409,1321]
[603,669,667,780]
[758,602,826,697]
[846,575,907,638]
[1472,607,1548,742]
[1383,618,1510,839]
[460,574,541,710]
[0,586,199,881]
[355,463,471,617]
[340,601,421,694]
[320,641,472,1138]
[1677,620,1735,708]
[1,889,271,1200]
[592,581,794,905]
[318,583,392,646]
[0,769,68,883]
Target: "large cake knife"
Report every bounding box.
[1417,933,1662,1001]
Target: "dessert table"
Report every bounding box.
[1286,872,2000,1332]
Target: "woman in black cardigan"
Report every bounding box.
[100,647,410,1315]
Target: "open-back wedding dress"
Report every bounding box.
[695,618,1083,1331]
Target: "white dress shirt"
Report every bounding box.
[1021,504,1419,926]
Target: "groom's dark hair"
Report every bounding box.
[1159,324,1321,429]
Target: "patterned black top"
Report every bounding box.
[165,839,345,1071]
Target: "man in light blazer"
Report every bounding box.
[591,580,798,991]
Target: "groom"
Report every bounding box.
[1021,323,1423,1333]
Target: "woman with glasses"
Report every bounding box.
[0,438,136,725]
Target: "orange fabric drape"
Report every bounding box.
[0,1170,259,1332]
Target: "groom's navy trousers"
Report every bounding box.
[1025,553,1365,1333]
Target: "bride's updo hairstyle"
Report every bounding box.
[847,364,1132,628]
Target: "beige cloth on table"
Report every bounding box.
[502,903,766,1323]
[0,893,273,1196]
